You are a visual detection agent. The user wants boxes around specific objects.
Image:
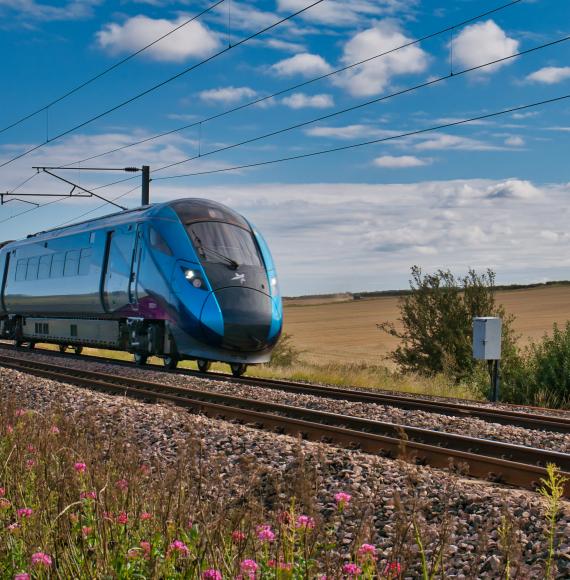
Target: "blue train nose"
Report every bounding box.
[200,288,273,351]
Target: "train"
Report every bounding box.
[0,198,283,376]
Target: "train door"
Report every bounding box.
[0,251,10,313]
[128,224,143,305]
[102,226,137,312]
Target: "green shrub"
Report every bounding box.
[379,266,520,384]
[268,333,301,367]
[499,322,570,408]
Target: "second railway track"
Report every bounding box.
[1,342,569,434]
[1,352,569,497]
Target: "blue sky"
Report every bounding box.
[0,0,569,295]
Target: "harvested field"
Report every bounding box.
[283,284,570,366]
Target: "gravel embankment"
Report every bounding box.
[0,365,569,579]
[5,349,570,454]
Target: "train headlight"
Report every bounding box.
[184,268,205,289]
[270,277,277,287]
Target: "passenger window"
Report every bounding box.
[38,255,52,279]
[149,227,173,256]
[79,248,92,276]
[51,253,65,278]
[64,250,80,277]
[15,259,27,281]
[26,257,39,280]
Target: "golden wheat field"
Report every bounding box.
[283,285,570,366]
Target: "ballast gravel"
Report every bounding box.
[4,348,570,454]
[0,364,569,579]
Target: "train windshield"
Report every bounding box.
[187,222,263,268]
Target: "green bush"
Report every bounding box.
[268,333,301,367]
[499,322,570,408]
[379,266,520,384]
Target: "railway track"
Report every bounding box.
[1,352,569,497]
[1,341,569,434]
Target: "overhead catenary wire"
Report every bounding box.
[63,0,525,168]
[150,33,570,175]
[153,92,570,180]
[0,0,227,137]
[0,0,328,171]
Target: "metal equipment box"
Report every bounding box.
[472,317,502,360]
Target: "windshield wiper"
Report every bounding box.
[189,229,239,270]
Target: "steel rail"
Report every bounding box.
[0,354,568,496]
[0,342,567,434]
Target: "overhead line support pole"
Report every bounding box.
[141,165,150,206]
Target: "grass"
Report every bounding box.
[0,398,567,579]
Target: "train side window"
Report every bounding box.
[79,248,92,276]
[15,259,27,281]
[38,255,52,279]
[26,257,39,280]
[89,232,95,244]
[64,250,80,277]
[51,253,65,278]
[149,227,173,256]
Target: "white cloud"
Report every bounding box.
[333,21,429,97]
[281,93,334,109]
[526,66,570,84]
[414,133,504,151]
[266,38,306,53]
[305,124,399,140]
[452,20,519,73]
[276,0,418,27]
[0,0,101,21]
[96,15,220,62]
[504,136,524,147]
[271,53,332,77]
[199,86,257,104]
[486,179,541,200]
[512,112,539,120]
[373,155,430,168]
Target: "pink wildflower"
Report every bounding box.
[140,541,151,559]
[278,562,292,571]
[342,563,362,577]
[74,462,87,474]
[296,515,315,529]
[0,487,5,496]
[357,543,377,560]
[17,508,33,519]
[232,530,246,543]
[31,552,52,568]
[0,498,11,509]
[80,490,97,500]
[140,512,152,521]
[240,559,258,576]
[116,478,129,491]
[27,445,36,453]
[7,522,19,532]
[384,562,402,577]
[49,425,60,435]
[116,511,129,525]
[256,524,275,543]
[334,492,352,509]
[168,540,189,557]
[82,526,92,537]
[6,425,14,435]
[15,409,26,417]
[14,574,30,580]
[127,548,140,560]
[139,464,151,476]
[25,459,35,469]
[202,570,223,580]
